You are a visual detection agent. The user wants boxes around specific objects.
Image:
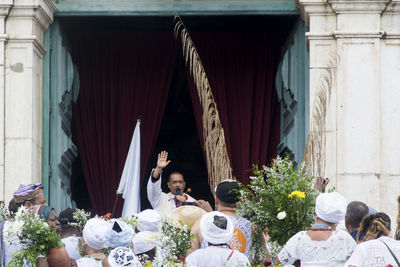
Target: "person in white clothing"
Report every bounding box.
[76,218,109,267]
[189,180,253,260]
[345,212,400,267]
[275,192,356,267]
[59,208,82,262]
[186,211,250,267]
[147,151,195,217]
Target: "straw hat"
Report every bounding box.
[169,206,206,227]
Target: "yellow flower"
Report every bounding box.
[288,190,306,199]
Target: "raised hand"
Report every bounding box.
[157,150,171,170]
[152,150,171,179]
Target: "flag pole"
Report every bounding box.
[111,194,119,217]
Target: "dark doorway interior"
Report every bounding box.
[140,56,213,210]
[62,15,298,212]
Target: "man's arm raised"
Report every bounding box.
[147,151,171,209]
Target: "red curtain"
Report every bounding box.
[71,32,177,215]
[187,32,282,185]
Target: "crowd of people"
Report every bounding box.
[0,151,400,267]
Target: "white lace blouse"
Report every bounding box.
[345,236,400,267]
[278,230,356,267]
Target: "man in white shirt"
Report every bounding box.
[146,151,195,217]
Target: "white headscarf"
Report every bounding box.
[136,209,161,232]
[108,247,142,267]
[132,231,156,255]
[199,211,234,245]
[105,219,135,248]
[83,218,109,250]
[315,192,347,223]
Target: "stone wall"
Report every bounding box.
[298,0,400,227]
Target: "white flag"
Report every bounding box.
[117,119,141,219]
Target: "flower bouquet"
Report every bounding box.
[4,206,64,267]
[0,201,8,222]
[237,156,317,263]
[153,218,194,266]
[68,208,91,229]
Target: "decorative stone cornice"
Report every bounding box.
[0,1,13,17]
[328,0,392,14]
[297,0,334,26]
[333,30,385,38]
[8,0,57,31]
[7,36,47,56]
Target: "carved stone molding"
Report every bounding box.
[7,0,57,50]
[328,0,391,14]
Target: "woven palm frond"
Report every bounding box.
[303,48,340,177]
[174,17,235,190]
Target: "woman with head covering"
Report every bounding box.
[103,247,142,267]
[275,192,356,267]
[186,211,249,267]
[105,219,134,249]
[29,205,61,235]
[345,212,400,267]
[132,231,157,263]
[76,218,109,267]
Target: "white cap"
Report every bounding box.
[199,211,233,245]
[315,192,347,223]
[132,231,156,255]
[83,218,109,250]
[108,247,142,267]
[136,209,161,232]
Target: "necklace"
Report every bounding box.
[310,223,333,231]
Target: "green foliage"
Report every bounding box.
[5,207,63,267]
[237,156,317,262]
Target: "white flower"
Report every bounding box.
[277,211,287,220]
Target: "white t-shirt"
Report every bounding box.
[278,230,356,267]
[186,246,250,267]
[345,236,400,267]
[62,236,82,260]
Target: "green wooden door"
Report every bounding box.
[276,19,310,164]
[42,21,79,212]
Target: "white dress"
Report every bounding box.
[278,230,356,267]
[62,236,82,260]
[186,246,250,267]
[345,236,400,267]
[146,170,195,217]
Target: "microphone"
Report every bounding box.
[175,188,181,207]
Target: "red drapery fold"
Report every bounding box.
[71,32,176,216]
[187,32,282,185]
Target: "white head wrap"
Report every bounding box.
[83,218,109,250]
[132,231,156,255]
[136,209,161,232]
[315,192,347,223]
[105,219,135,248]
[108,247,142,267]
[199,211,233,245]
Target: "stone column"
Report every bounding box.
[298,0,400,222]
[0,0,12,203]
[4,0,57,204]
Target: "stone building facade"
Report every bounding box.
[0,0,399,227]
